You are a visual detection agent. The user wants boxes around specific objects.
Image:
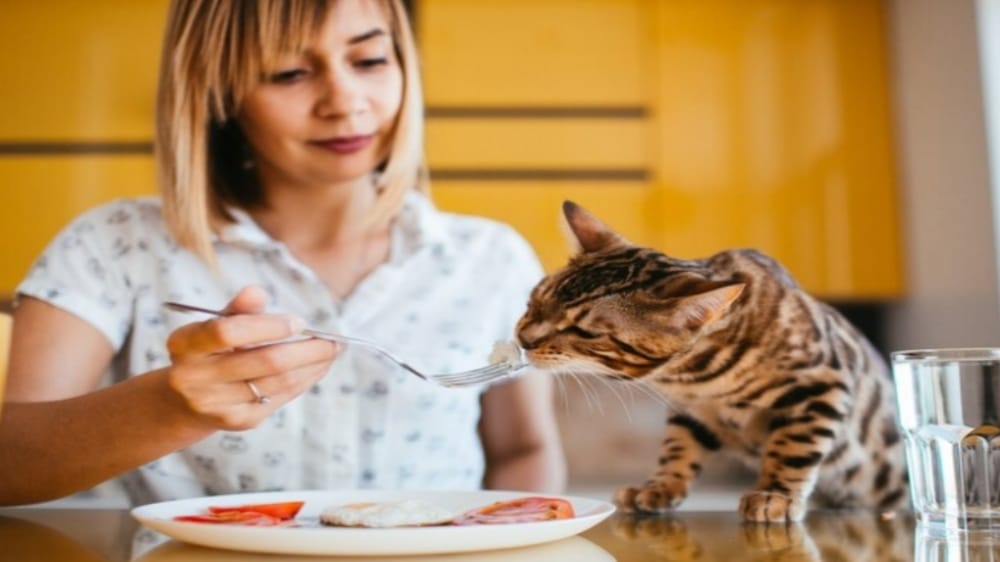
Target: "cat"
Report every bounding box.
[515,201,908,522]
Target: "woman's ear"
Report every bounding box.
[561,200,630,254]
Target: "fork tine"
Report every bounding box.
[438,375,506,388]
[432,364,509,383]
[433,364,526,387]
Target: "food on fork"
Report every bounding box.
[320,499,457,528]
[488,340,522,365]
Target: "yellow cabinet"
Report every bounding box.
[0,0,165,297]
[2,0,166,140]
[420,0,902,300]
[0,0,901,301]
[0,157,156,292]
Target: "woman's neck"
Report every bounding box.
[249,176,380,251]
[245,175,395,299]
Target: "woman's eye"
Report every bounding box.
[268,69,308,83]
[354,57,388,70]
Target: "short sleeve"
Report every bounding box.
[16,200,143,350]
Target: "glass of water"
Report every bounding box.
[893,348,1000,533]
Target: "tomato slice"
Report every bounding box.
[207,501,305,520]
[453,496,575,525]
[173,500,305,525]
[173,511,281,526]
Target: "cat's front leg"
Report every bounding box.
[616,414,719,514]
[741,386,850,522]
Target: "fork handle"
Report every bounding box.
[163,301,359,345]
[301,328,368,347]
[162,301,428,381]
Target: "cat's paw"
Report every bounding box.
[614,480,688,514]
[739,490,806,522]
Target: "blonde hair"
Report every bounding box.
[155,0,427,262]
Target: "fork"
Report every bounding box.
[162,301,528,388]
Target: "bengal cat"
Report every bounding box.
[515,201,908,522]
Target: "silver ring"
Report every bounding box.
[245,380,270,405]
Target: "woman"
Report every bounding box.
[0,0,566,506]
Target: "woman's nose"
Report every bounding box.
[315,69,366,117]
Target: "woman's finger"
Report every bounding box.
[166,338,338,396]
[233,358,334,406]
[222,286,269,315]
[204,338,339,382]
[166,314,305,359]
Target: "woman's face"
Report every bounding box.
[237,0,404,191]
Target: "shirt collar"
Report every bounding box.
[213,191,452,259]
[392,191,450,260]
[215,207,276,248]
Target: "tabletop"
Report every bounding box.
[1,506,994,561]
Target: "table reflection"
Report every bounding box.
[0,514,108,562]
[136,535,612,562]
[596,510,914,561]
[9,507,1000,561]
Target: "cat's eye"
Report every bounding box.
[564,326,602,340]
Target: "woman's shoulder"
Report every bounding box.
[435,209,532,251]
[40,196,171,261]
[432,209,542,274]
[70,196,164,228]
[55,196,167,245]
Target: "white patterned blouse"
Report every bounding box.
[16,192,544,505]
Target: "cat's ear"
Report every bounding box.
[562,200,629,253]
[673,283,745,330]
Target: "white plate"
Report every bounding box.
[131,489,616,556]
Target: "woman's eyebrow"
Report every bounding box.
[348,28,388,45]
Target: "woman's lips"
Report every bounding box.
[311,135,373,154]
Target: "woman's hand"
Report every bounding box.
[164,286,340,430]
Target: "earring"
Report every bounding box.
[240,142,255,170]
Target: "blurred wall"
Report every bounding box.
[885,0,1000,350]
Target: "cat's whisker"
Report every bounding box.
[566,371,602,415]
[585,371,635,423]
[571,372,600,415]
[634,377,671,407]
[547,361,601,414]
[583,371,632,423]
[576,373,606,416]
[555,372,583,412]
[599,371,668,409]
[553,371,571,412]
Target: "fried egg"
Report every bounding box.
[319,500,458,528]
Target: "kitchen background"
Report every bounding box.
[2,0,999,503]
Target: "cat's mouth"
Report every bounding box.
[523,352,628,378]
